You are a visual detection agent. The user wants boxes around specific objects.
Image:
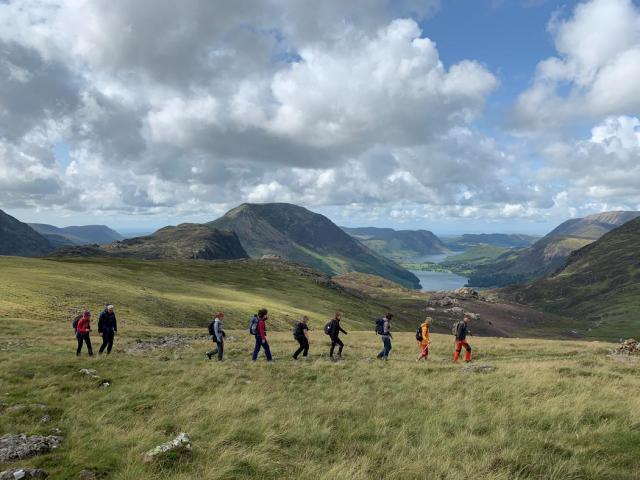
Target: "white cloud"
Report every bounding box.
[512,0,640,131]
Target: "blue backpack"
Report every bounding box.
[248,316,258,335]
[375,318,385,335]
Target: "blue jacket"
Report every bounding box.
[98,309,117,334]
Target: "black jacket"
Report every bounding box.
[98,310,118,334]
[329,319,347,340]
[455,321,468,341]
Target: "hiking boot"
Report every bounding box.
[206,352,212,360]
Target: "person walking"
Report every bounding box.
[328,312,347,361]
[453,314,473,363]
[252,309,272,361]
[376,313,393,361]
[98,304,118,354]
[76,310,93,356]
[416,317,432,362]
[206,312,226,361]
[292,316,310,360]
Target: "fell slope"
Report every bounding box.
[445,233,539,249]
[54,224,248,261]
[343,226,449,262]
[209,203,420,289]
[29,223,124,246]
[467,211,640,287]
[0,209,52,256]
[502,217,640,339]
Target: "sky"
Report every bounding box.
[1,0,639,236]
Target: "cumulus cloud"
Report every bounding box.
[512,0,640,131]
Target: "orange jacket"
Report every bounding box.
[419,322,430,347]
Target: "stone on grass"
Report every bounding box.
[78,469,97,480]
[0,434,63,462]
[0,468,48,479]
[97,380,111,389]
[461,364,496,373]
[143,433,192,464]
[79,369,99,379]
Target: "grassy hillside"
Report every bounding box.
[0,209,52,256]
[209,203,420,289]
[342,227,449,262]
[1,325,638,479]
[466,211,640,288]
[53,224,248,261]
[445,233,539,250]
[502,218,640,340]
[0,256,414,332]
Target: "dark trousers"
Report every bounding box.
[76,333,93,356]
[207,338,224,360]
[99,331,115,354]
[252,336,272,361]
[293,336,309,359]
[330,337,344,357]
[377,335,392,359]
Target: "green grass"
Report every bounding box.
[1,324,639,479]
[2,255,640,479]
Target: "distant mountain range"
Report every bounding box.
[29,223,124,247]
[445,233,539,250]
[53,223,248,261]
[502,216,640,339]
[342,226,449,262]
[467,211,640,287]
[0,209,52,256]
[210,204,420,288]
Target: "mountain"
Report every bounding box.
[342,226,449,262]
[502,217,640,339]
[445,233,539,250]
[208,203,420,288]
[54,223,248,260]
[29,223,124,247]
[0,209,53,256]
[467,211,640,287]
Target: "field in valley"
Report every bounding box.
[1,256,639,479]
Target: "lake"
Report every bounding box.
[411,270,469,292]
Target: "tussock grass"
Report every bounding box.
[1,321,639,479]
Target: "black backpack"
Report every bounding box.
[208,321,216,336]
[324,321,333,336]
[375,318,385,335]
[416,327,423,342]
[293,322,304,338]
[72,314,82,332]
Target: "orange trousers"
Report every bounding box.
[453,340,471,362]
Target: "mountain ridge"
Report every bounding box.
[209,203,420,288]
[0,209,53,256]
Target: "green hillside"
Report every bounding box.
[466,211,639,288]
[502,218,640,340]
[53,224,248,261]
[209,203,420,289]
[342,227,449,262]
[0,256,415,332]
[0,209,52,256]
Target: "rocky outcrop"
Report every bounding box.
[143,433,192,463]
[612,339,640,355]
[0,434,62,462]
[0,468,48,479]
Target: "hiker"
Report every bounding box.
[292,316,310,360]
[76,310,93,356]
[416,317,432,362]
[376,313,393,360]
[453,314,473,363]
[98,304,118,354]
[327,312,347,360]
[252,309,272,361]
[206,312,226,361]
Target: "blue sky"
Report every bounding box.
[1,0,639,236]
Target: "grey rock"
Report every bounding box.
[78,470,97,480]
[0,468,48,479]
[79,369,99,379]
[39,415,51,424]
[143,432,192,463]
[0,434,63,462]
